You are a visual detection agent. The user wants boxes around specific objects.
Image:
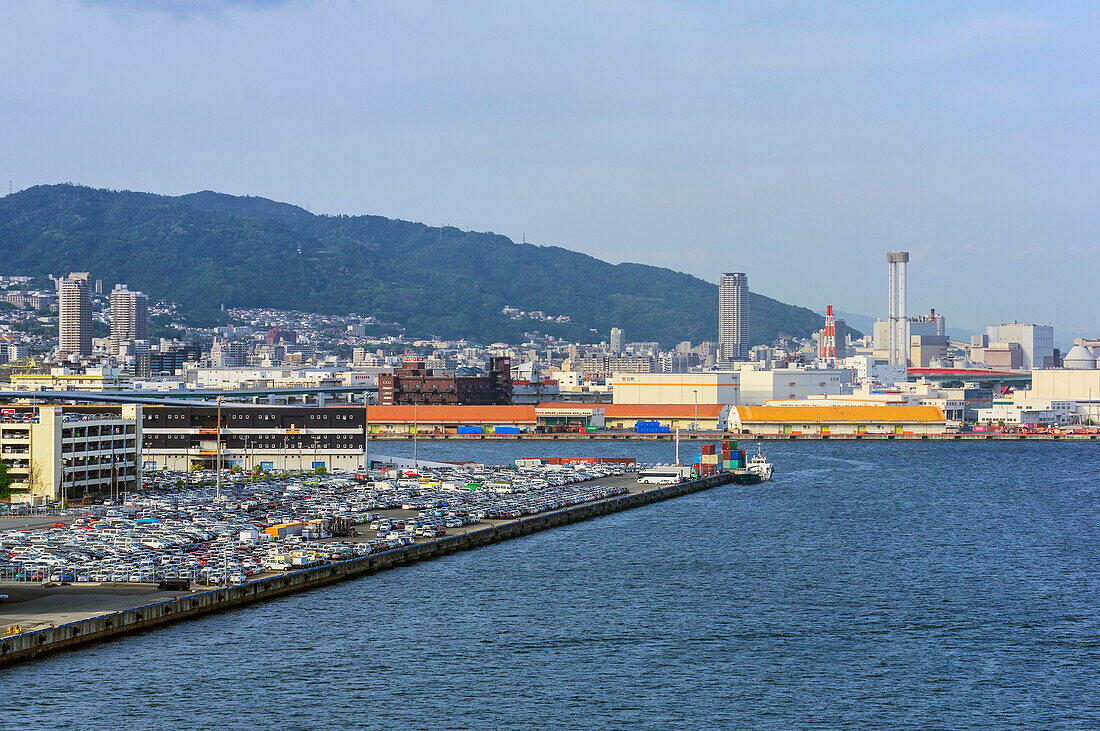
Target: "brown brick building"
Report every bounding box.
[377,356,512,405]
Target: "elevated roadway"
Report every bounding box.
[0,386,372,406]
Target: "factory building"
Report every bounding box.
[377,356,512,405]
[984,323,1056,370]
[728,405,947,436]
[0,405,141,502]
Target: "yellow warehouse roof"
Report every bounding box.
[733,405,945,423]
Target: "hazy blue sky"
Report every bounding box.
[2,1,1097,333]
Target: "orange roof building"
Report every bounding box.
[730,405,947,436]
[537,402,729,431]
[367,405,537,434]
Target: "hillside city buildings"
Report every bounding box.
[0,258,1095,503]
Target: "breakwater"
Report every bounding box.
[0,472,733,667]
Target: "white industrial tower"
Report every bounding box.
[886,251,909,366]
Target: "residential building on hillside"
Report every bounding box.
[58,272,92,356]
[109,284,149,355]
[719,272,749,366]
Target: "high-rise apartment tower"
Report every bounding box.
[110,285,149,355]
[58,272,92,356]
[718,272,749,366]
[610,327,623,355]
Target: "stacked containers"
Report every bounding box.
[720,438,743,470]
[695,443,719,476]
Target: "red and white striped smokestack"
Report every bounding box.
[823,305,836,359]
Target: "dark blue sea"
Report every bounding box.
[3,441,1099,730]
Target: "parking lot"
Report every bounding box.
[1,461,649,629]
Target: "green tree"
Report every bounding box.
[0,459,11,500]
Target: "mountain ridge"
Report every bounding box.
[0,184,825,347]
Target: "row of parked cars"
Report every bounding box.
[1,462,631,586]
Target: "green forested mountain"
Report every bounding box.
[0,185,824,346]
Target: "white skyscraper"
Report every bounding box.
[58,272,92,356]
[110,284,150,355]
[718,272,749,366]
[610,327,623,354]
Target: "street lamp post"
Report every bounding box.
[363,394,369,473]
[215,398,223,500]
[692,389,698,432]
[413,402,418,470]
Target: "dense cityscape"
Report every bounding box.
[1,2,1097,726]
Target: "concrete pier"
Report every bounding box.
[0,472,733,667]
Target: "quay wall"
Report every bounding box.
[369,433,1099,442]
[0,473,732,667]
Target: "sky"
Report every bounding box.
[1,1,1097,334]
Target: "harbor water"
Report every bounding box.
[2,441,1098,729]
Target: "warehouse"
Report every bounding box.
[141,404,366,472]
[367,405,537,435]
[728,405,947,436]
[611,372,740,405]
[596,404,729,431]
